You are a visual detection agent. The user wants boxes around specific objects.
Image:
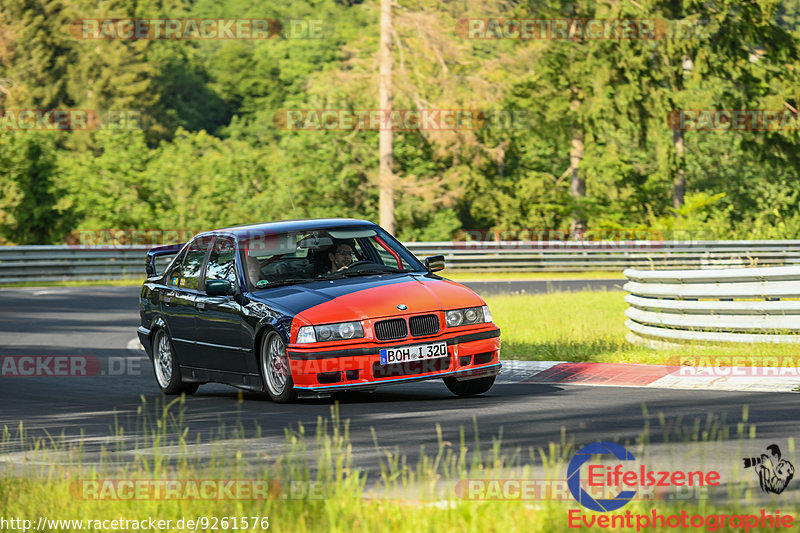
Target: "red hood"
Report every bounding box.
[295,278,484,325]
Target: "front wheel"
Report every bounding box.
[443,375,496,397]
[260,331,297,403]
[152,329,198,395]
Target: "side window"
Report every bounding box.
[166,249,187,287]
[370,236,412,270]
[374,246,397,267]
[205,238,237,286]
[179,236,212,290]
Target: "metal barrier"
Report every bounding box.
[624,266,800,345]
[1,240,800,284]
[408,240,800,271]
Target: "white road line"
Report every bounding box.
[127,338,145,352]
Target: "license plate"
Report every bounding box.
[380,342,448,365]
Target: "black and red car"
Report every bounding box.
[137,219,501,402]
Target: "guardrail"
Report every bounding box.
[624,266,800,345]
[409,240,800,271]
[2,241,800,284]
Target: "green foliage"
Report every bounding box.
[0,131,68,243]
[1,0,800,243]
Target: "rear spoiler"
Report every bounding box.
[145,243,185,277]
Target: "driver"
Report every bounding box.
[328,239,356,273]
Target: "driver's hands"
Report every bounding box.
[335,265,349,272]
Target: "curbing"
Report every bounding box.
[497,360,800,393]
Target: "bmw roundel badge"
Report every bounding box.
[397,304,408,310]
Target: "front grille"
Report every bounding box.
[373,355,451,379]
[374,318,408,341]
[409,314,439,337]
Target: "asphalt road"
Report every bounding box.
[0,283,798,503]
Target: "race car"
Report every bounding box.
[137,218,501,402]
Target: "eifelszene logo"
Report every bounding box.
[567,441,721,512]
[568,442,637,512]
[744,444,795,495]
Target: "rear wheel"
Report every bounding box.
[260,331,297,403]
[152,329,198,395]
[443,375,496,397]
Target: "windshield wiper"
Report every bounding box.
[319,265,406,280]
[337,267,404,278]
[253,278,310,289]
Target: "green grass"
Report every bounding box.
[0,278,144,289]
[487,290,800,364]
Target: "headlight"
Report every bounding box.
[296,321,364,343]
[445,310,463,327]
[445,306,490,327]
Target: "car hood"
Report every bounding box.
[248,274,484,323]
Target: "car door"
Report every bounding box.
[193,236,250,373]
[161,236,210,365]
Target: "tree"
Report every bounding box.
[509,0,645,234]
[631,0,797,210]
[378,0,395,233]
[0,131,68,243]
[0,0,74,109]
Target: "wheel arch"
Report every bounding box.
[147,316,170,352]
[252,317,291,369]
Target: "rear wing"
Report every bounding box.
[145,243,185,277]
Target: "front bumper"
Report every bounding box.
[286,327,501,392]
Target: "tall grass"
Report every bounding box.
[1,398,795,532]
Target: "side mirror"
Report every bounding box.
[425,255,445,272]
[145,261,156,277]
[206,279,233,296]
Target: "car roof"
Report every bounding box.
[199,218,378,239]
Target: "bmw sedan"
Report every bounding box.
[137,218,501,402]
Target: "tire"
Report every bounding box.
[260,331,297,403]
[443,375,496,397]
[152,329,198,395]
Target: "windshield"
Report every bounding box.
[239,226,425,290]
